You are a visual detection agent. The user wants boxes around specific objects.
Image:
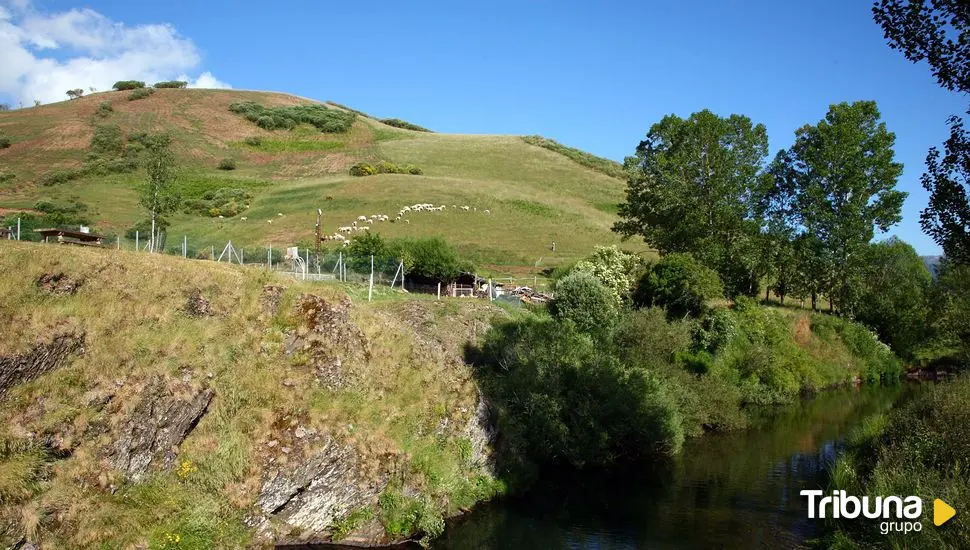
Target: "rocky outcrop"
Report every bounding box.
[251,437,388,544]
[109,376,214,481]
[184,289,211,317]
[284,294,370,390]
[260,284,287,319]
[35,272,82,295]
[0,330,85,396]
[464,396,496,471]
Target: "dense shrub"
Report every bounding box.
[635,253,724,317]
[829,377,970,548]
[217,158,237,171]
[0,134,10,149]
[349,162,376,176]
[476,316,686,481]
[228,101,356,133]
[550,271,617,336]
[90,125,125,157]
[153,80,187,89]
[350,160,422,176]
[0,172,14,184]
[40,169,83,186]
[348,232,390,271]
[243,136,262,147]
[112,80,145,91]
[380,118,433,132]
[95,101,113,118]
[128,88,155,101]
[375,160,405,174]
[391,237,468,282]
[183,188,252,217]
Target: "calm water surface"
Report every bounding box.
[431,384,914,550]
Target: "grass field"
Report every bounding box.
[0,89,647,272]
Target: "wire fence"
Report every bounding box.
[7,229,555,301]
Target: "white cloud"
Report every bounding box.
[179,71,232,90]
[0,1,229,105]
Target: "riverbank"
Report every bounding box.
[826,376,970,549]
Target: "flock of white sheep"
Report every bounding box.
[321,202,491,246]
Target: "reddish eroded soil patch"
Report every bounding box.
[792,315,812,346]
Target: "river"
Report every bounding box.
[431,383,915,550]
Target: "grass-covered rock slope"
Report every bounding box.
[0,89,640,269]
[0,241,504,548]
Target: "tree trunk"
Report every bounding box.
[811,292,817,312]
[766,286,770,302]
[780,292,786,306]
[150,214,156,254]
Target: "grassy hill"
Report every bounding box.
[0,89,643,271]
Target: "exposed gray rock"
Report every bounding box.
[0,330,85,396]
[254,438,387,544]
[109,376,214,481]
[284,294,369,390]
[464,395,496,472]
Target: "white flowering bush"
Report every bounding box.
[571,245,644,307]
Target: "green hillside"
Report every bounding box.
[0,89,645,271]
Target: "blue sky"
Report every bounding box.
[7,0,967,255]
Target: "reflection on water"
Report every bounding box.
[432,384,913,550]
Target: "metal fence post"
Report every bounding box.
[437,282,441,300]
[368,255,374,302]
[16,218,20,241]
[135,231,139,251]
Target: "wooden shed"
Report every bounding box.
[35,228,105,247]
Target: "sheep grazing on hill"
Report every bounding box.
[483,209,490,215]
[461,206,470,211]
[240,216,248,221]
[339,226,353,233]
[277,213,283,217]
[365,219,374,225]
[357,215,367,222]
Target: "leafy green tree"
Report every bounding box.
[921,115,970,264]
[930,260,970,364]
[782,101,906,315]
[791,233,833,311]
[855,238,933,360]
[634,253,724,318]
[873,0,970,264]
[872,1,968,94]
[758,150,804,304]
[614,110,769,296]
[347,231,389,272]
[139,134,179,252]
[392,237,466,281]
